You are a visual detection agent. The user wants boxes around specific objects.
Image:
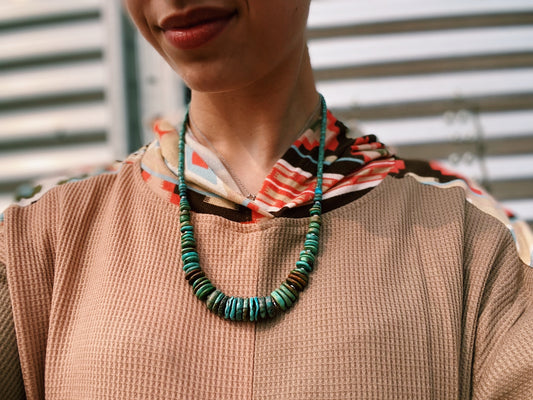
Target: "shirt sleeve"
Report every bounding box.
[0,223,27,399]
[468,214,533,399]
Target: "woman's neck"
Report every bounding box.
[188,50,319,196]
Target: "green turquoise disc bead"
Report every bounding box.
[252,297,260,321]
[183,263,200,274]
[195,283,215,300]
[224,297,233,319]
[217,296,229,317]
[306,233,319,241]
[299,251,315,263]
[180,224,194,233]
[258,297,267,320]
[249,297,256,322]
[211,292,226,314]
[276,287,293,308]
[279,283,298,302]
[309,222,321,230]
[206,289,222,310]
[226,297,237,321]
[182,253,199,264]
[231,297,239,320]
[271,290,287,311]
[304,240,318,250]
[307,227,320,236]
[296,260,312,272]
[265,296,277,317]
[192,276,209,290]
[181,248,197,257]
[235,298,244,321]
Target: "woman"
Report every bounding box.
[1,0,532,398]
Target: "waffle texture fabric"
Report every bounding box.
[1,153,532,399]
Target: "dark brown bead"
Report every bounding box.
[288,272,308,290]
[243,298,250,321]
[286,277,304,291]
[292,270,309,283]
[185,270,205,284]
[217,296,229,318]
[270,298,282,316]
[211,292,225,315]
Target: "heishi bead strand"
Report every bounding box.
[177,94,328,322]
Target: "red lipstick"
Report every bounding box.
[160,7,236,50]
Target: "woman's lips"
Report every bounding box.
[161,8,236,50]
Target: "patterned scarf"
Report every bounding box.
[140,110,399,222]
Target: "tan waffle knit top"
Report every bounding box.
[1,157,532,399]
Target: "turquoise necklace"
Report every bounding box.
[177,94,327,322]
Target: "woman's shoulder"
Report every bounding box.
[1,146,148,223]
[383,156,532,267]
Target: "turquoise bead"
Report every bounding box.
[192,276,209,290]
[265,296,277,317]
[224,297,234,319]
[276,288,293,309]
[195,283,215,300]
[181,233,195,242]
[304,243,318,253]
[258,297,267,320]
[310,209,321,216]
[181,241,197,250]
[307,227,320,236]
[180,225,194,233]
[206,290,221,310]
[280,283,298,302]
[309,222,321,230]
[229,297,238,320]
[183,262,200,273]
[181,241,196,249]
[296,260,312,272]
[181,248,196,257]
[252,297,260,321]
[306,233,319,241]
[249,297,256,321]
[182,253,199,264]
[271,290,287,311]
[235,298,244,321]
[211,292,226,314]
[310,215,321,223]
[299,250,315,260]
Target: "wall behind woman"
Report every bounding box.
[308,0,533,227]
[0,0,532,227]
[0,0,130,209]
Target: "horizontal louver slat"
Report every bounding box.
[0,21,104,66]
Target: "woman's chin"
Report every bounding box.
[178,67,255,95]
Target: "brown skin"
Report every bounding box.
[124,0,318,195]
